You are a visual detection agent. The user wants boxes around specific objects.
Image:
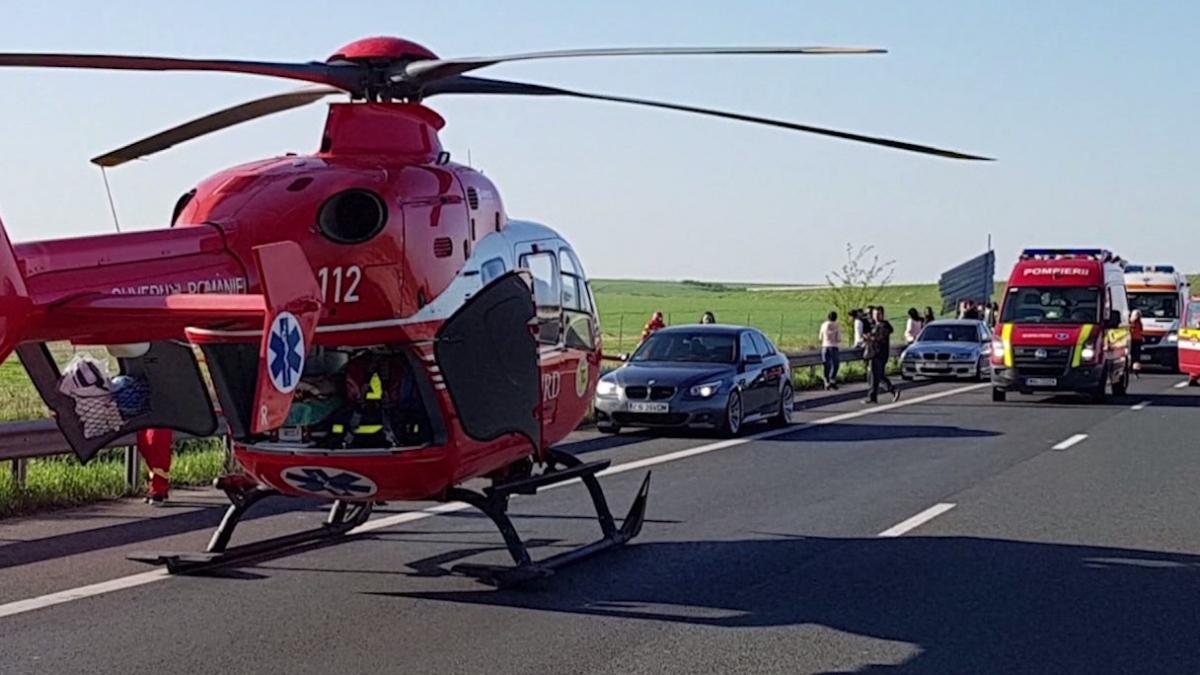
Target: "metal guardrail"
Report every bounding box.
[2,422,225,489]
[2,345,902,488]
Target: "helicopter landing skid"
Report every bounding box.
[447,448,651,588]
[127,476,373,574]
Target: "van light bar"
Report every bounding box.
[1019,248,1123,265]
[1124,264,1175,273]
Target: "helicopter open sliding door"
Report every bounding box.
[17,341,217,463]
[435,271,541,450]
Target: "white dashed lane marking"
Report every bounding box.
[1052,433,1088,451]
[878,503,956,537]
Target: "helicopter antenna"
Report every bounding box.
[99,166,122,232]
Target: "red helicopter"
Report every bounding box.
[0,37,989,586]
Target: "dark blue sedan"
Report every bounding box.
[594,325,793,437]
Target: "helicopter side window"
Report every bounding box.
[480,257,507,285]
[559,248,595,350]
[520,251,562,346]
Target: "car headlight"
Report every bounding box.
[596,380,619,397]
[1080,344,1097,362]
[990,339,1006,365]
[952,353,974,360]
[688,381,723,398]
[1167,332,1179,343]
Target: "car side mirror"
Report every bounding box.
[1105,311,1121,329]
[743,354,763,366]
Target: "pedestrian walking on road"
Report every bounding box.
[1130,309,1144,375]
[819,311,842,389]
[862,307,877,337]
[905,307,924,344]
[864,306,900,404]
[923,306,936,325]
[700,311,716,324]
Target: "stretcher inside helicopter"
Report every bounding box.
[202,343,439,452]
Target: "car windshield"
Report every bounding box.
[1187,303,1200,330]
[917,324,978,342]
[1001,286,1101,324]
[1128,292,1178,319]
[632,332,737,363]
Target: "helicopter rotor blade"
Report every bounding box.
[401,45,885,82]
[422,76,994,161]
[90,85,343,167]
[0,53,363,91]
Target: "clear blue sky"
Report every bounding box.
[0,1,1195,283]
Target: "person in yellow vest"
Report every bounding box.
[328,354,423,449]
[331,369,390,446]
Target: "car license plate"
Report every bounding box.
[628,401,669,413]
[1140,354,1152,362]
[1026,377,1057,387]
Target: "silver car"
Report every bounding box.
[901,319,993,381]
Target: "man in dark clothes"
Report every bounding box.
[960,299,982,320]
[864,306,901,404]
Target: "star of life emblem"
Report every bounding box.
[268,311,305,394]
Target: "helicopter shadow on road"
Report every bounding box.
[951,394,1145,410]
[1126,392,1200,408]
[0,496,323,570]
[764,423,1000,444]
[555,431,662,456]
[385,534,1200,675]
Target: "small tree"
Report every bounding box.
[817,243,896,333]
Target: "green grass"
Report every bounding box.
[0,440,227,518]
[592,279,970,353]
[0,359,48,422]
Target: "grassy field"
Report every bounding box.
[594,275,1200,352]
[0,439,226,518]
[592,278,964,353]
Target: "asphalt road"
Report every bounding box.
[1,374,1197,675]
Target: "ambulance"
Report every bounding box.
[1124,264,1189,371]
[991,249,1131,402]
[1178,298,1200,386]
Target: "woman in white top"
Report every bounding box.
[904,308,924,344]
[818,311,842,389]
